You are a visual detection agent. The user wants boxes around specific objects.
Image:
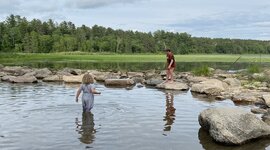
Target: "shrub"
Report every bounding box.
[192,65,211,76]
[247,64,262,74]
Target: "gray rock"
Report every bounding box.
[251,108,267,114]
[232,92,261,103]
[156,82,189,91]
[2,66,32,76]
[127,72,144,78]
[223,78,241,87]
[1,76,16,82]
[199,108,270,145]
[2,75,37,83]
[43,75,63,82]
[191,79,227,95]
[262,95,270,107]
[144,70,157,80]
[61,68,82,75]
[105,79,135,86]
[0,64,4,69]
[0,72,7,77]
[92,72,110,82]
[63,75,84,83]
[34,68,52,79]
[187,76,208,83]
[145,78,163,86]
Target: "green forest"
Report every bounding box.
[0,14,270,54]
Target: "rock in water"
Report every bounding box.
[191,79,227,95]
[199,107,270,145]
[105,79,135,86]
[156,82,189,90]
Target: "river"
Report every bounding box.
[0,82,270,150]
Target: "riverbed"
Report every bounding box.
[0,82,270,150]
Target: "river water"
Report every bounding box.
[0,82,270,150]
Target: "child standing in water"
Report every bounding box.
[76,73,101,112]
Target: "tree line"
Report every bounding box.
[0,14,270,54]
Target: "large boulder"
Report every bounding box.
[199,108,270,145]
[63,75,84,83]
[105,79,135,86]
[191,79,227,95]
[156,82,189,90]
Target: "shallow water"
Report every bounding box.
[0,82,270,150]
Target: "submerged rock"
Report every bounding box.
[156,82,189,91]
[199,107,270,145]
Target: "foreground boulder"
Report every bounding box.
[156,82,189,90]
[199,108,270,145]
[105,79,134,86]
[191,79,227,95]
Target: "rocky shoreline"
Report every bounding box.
[1,64,270,145]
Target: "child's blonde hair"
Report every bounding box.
[82,73,94,84]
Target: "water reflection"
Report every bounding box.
[163,92,176,132]
[198,128,270,150]
[75,112,96,144]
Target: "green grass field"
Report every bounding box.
[0,53,270,64]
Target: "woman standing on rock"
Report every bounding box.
[165,49,176,83]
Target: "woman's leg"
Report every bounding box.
[169,68,174,82]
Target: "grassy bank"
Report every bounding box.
[1,53,270,64]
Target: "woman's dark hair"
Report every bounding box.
[165,48,171,52]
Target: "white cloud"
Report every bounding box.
[65,0,146,9]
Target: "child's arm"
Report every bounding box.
[75,88,81,102]
[90,88,101,94]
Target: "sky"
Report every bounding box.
[0,0,270,40]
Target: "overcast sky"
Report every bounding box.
[0,0,270,40]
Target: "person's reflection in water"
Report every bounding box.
[75,112,96,144]
[163,92,176,132]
